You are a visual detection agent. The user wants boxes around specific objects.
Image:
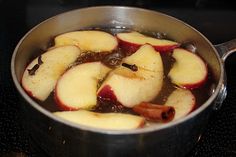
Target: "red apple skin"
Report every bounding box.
[22,74,52,101]
[22,74,43,100]
[54,86,79,111]
[153,44,179,53]
[185,62,208,90]
[117,37,180,54]
[117,38,140,54]
[23,87,34,98]
[190,103,197,113]
[53,73,74,111]
[54,95,78,111]
[172,49,208,90]
[55,31,119,52]
[180,73,208,90]
[97,85,117,102]
[55,84,118,111]
[178,101,196,117]
[164,89,196,120]
[168,48,208,90]
[21,46,81,101]
[21,64,37,100]
[188,99,196,113]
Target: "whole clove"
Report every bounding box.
[38,55,43,65]
[27,55,43,75]
[122,63,138,71]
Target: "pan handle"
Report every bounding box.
[215,39,236,62]
[213,39,236,110]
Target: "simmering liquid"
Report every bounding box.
[35,27,215,116]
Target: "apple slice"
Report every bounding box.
[55,62,111,111]
[117,31,179,53]
[22,46,81,101]
[97,44,163,108]
[53,110,145,130]
[165,88,195,120]
[168,48,208,89]
[54,30,118,52]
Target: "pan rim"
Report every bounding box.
[11,5,224,135]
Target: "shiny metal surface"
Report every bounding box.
[215,39,236,62]
[11,6,235,157]
[213,39,236,110]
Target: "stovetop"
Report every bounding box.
[0,1,236,157]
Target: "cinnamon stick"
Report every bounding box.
[133,102,175,122]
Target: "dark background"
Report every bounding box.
[0,0,236,156]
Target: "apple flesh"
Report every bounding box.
[116,31,179,53]
[98,44,163,108]
[165,88,195,120]
[22,46,81,101]
[168,48,208,89]
[55,62,111,111]
[53,110,145,130]
[54,30,118,52]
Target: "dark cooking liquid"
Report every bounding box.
[37,27,215,115]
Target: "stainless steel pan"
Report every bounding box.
[11,6,236,157]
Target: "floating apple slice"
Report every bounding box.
[22,46,81,101]
[116,31,179,53]
[98,44,163,108]
[168,48,208,89]
[53,110,145,130]
[165,88,195,120]
[55,62,111,111]
[54,30,118,52]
